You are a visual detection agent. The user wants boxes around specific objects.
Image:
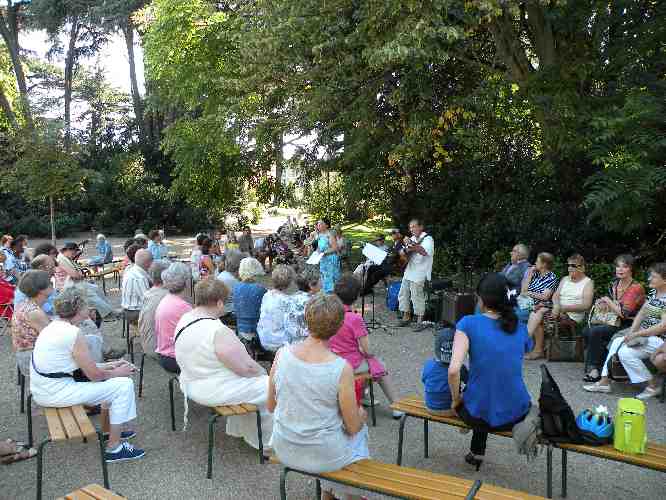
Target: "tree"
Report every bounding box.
[2,125,88,243]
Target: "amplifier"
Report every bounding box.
[441,291,476,326]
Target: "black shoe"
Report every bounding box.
[103,349,126,361]
[465,452,483,471]
[85,405,101,416]
[582,372,601,383]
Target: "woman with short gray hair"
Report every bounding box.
[216,251,244,318]
[12,270,52,376]
[30,288,145,463]
[234,257,268,340]
[257,265,295,351]
[154,262,193,373]
[139,261,171,355]
[284,267,322,343]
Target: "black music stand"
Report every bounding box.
[359,244,386,330]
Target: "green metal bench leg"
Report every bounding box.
[546,445,553,499]
[315,478,322,499]
[661,376,665,403]
[169,376,177,431]
[20,372,25,414]
[256,410,265,465]
[97,431,110,489]
[396,414,408,465]
[27,393,33,448]
[280,467,289,500]
[423,419,429,458]
[561,448,567,498]
[368,378,376,427]
[138,354,146,398]
[35,438,50,500]
[465,480,483,500]
[207,413,220,479]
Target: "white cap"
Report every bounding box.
[97,234,106,240]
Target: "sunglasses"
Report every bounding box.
[567,263,581,268]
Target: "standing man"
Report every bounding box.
[398,219,434,332]
[238,226,254,255]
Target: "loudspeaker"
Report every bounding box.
[441,291,476,326]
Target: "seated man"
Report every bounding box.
[88,234,114,268]
[502,243,531,299]
[122,249,153,340]
[138,261,170,357]
[353,234,388,278]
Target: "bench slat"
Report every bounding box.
[44,407,67,441]
[239,403,258,412]
[60,492,95,500]
[228,404,249,415]
[557,442,666,472]
[71,405,98,439]
[214,406,235,417]
[320,460,543,500]
[58,407,84,441]
[80,484,127,500]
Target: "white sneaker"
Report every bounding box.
[583,382,611,393]
[636,386,662,400]
[392,410,405,419]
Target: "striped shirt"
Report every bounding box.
[121,265,151,311]
[527,271,558,305]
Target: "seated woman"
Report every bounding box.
[517,252,558,324]
[526,254,593,360]
[284,267,321,343]
[643,342,666,399]
[584,263,666,399]
[449,273,533,470]
[154,263,192,373]
[330,274,403,418]
[198,239,216,280]
[216,250,242,318]
[582,254,645,382]
[174,279,272,450]
[147,229,169,262]
[12,271,52,377]
[233,257,267,341]
[268,293,369,500]
[257,265,295,351]
[30,289,144,462]
[138,261,170,356]
[55,242,118,320]
[88,234,114,268]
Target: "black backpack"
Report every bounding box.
[538,364,585,444]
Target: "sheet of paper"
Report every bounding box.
[362,244,388,265]
[306,251,323,265]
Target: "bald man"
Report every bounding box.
[122,249,153,316]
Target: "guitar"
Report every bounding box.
[398,233,428,267]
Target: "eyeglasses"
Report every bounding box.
[567,263,581,268]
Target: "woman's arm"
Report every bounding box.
[214,328,265,377]
[629,311,666,339]
[26,309,50,334]
[448,330,469,407]
[338,363,366,435]
[266,349,283,413]
[528,286,555,302]
[629,302,648,333]
[550,281,565,317]
[72,334,134,381]
[520,267,534,295]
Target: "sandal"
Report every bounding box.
[0,448,37,465]
[0,439,27,457]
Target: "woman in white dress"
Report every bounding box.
[175,279,272,450]
[30,288,144,462]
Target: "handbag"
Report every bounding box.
[588,303,620,328]
[605,339,630,382]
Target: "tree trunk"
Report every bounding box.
[123,17,147,146]
[0,84,19,129]
[64,17,81,151]
[272,131,284,205]
[50,196,56,245]
[0,6,33,130]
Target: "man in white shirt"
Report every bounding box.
[122,249,153,322]
[398,219,434,331]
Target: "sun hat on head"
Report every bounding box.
[96,234,106,240]
[434,328,455,365]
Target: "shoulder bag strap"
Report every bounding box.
[174,317,218,344]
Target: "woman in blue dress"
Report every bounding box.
[317,219,341,293]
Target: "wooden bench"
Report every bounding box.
[26,401,109,500]
[354,371,376,426]
[551,441,666,498]
[57,484,125,500]
[81,266,121,295]
[279,459,545,500]
[207,404,265,479]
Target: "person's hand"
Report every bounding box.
[551,306,560,319]
[112,363,136,377]
[452,396,463,410]
[624,331,640,344]
[358,406,368,423]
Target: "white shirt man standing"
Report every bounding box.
[398,219,434,331]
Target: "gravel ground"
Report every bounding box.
[1,271,664,499]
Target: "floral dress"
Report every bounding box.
[318,233,341,293]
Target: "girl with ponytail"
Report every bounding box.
[448,273,534,470]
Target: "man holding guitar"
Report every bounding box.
[398,219,435,331]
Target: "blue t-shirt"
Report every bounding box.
[457,314,533,427]
[233,282,267,334]
[421,359,452,410]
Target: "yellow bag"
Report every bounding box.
[613,398,647,454]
